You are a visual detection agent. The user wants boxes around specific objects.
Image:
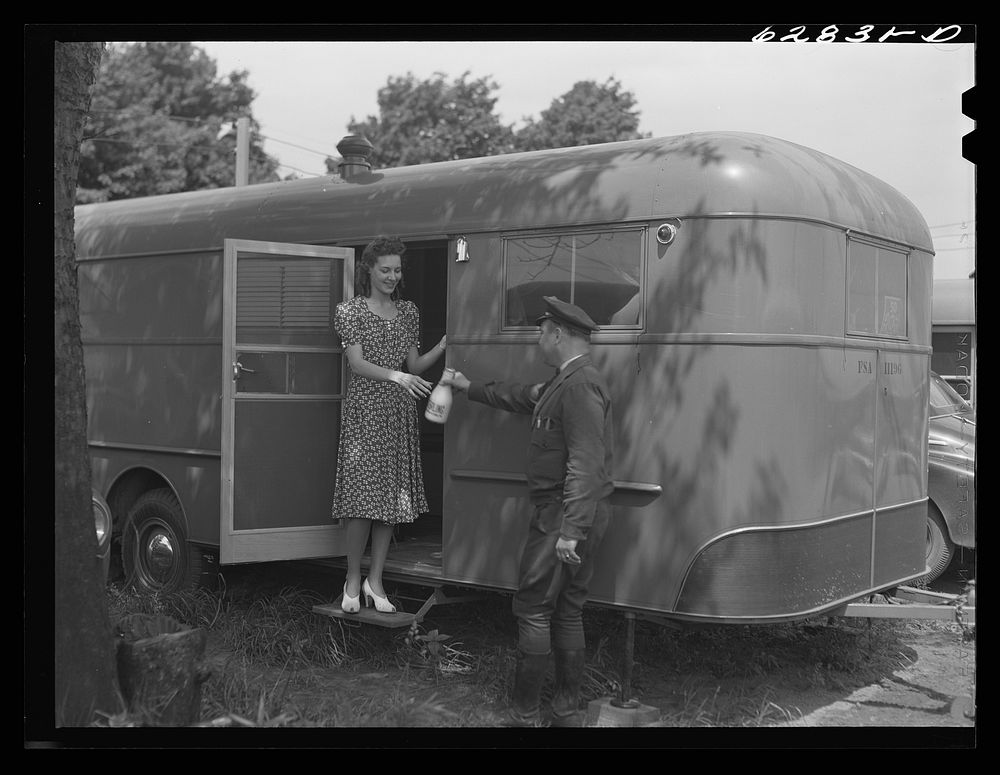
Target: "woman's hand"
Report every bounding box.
[437,335,447,352]
[390,370,432,398]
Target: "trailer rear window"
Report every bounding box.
[847,239,908,339]
[503,229,643,329]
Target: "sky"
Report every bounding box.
[194,38,976,280]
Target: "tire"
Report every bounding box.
[919,505,955,585]
[122,488,201,592]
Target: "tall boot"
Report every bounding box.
[550,648,586,727]
[506,650,550,727]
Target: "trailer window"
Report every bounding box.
[847,239,908,339]
[503,229,642,329]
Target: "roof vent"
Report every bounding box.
[337,135,374,181]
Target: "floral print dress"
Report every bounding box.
[331,296,428,524]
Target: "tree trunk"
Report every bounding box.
[53,39,119,726]
[116,616,210,726]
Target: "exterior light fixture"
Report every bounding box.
[656,220,682,246]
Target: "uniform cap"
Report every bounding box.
[535,296,599,333]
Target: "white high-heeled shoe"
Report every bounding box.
[363,578,396,613]
[341,581,360,614]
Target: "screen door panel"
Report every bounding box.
[221,240,354,564]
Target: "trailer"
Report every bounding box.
[77,131,936,626]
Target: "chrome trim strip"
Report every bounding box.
[235,394,342,401]
[81,337,221,346]
[82,339,341,353]
[871,354,881,585]
[689,507,874,552]
[77,237,450,263]
[76,246,223,262]
[684,497,928,557]
[443,332,931,354]
[876,497,931,513]
[234,345,342,354]
[450,469,525,484]
[88,440,221,459]
[76,213,932,263]
[450,469,662,496]
[223,523,347,537]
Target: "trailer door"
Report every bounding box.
[221,239,354,564]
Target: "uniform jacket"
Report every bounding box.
[468,354,614,541]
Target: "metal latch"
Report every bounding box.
[233,360,256,380]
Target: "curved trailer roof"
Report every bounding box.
[76,131,933,259]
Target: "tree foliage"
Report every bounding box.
[77,42,280,202]
[343,71,516,170]
[514,77,650,152]
[337,72,649,170]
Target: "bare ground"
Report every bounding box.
[764,620,976,728]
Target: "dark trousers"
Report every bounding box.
[511,498,611,655]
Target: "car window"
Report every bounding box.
[929,372,972,417]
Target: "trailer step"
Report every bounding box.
[313,586,486,629]
[313,602,419,628]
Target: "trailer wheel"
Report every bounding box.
[919,505,955,585]
[122,488,201,593]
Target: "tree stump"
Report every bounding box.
[115,614,210,726]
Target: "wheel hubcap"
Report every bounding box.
[141,525,178,586]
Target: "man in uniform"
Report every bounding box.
[442,296,614,727]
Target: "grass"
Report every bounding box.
[98,571,927,728]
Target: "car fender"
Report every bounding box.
[927,456,975,549]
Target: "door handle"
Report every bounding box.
[233,360,256,380]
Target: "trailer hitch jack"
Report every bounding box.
[611,612,640,709]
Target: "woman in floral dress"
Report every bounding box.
[332,236,446,613]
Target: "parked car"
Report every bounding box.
[93,489,112,585]
[923,371,976,583]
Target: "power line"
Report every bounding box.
[86,111,341,171]
[275,161,326,178]
[88,108,339,152]
[85,137,218,152]
[88,109,219,126]
[260,134,335,159]
[928,221,974,230]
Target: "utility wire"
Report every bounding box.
[275,162,326,178]
[87,108,340,158]
[84,128,339,175]
[85,137,216,151]
[928,221,974,230]
[262,134,335,158]
[87,110,223,128]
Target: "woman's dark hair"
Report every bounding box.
[357,235,407,299]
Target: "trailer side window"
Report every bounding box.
[503,229,642,329]
[847,239,908,339]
